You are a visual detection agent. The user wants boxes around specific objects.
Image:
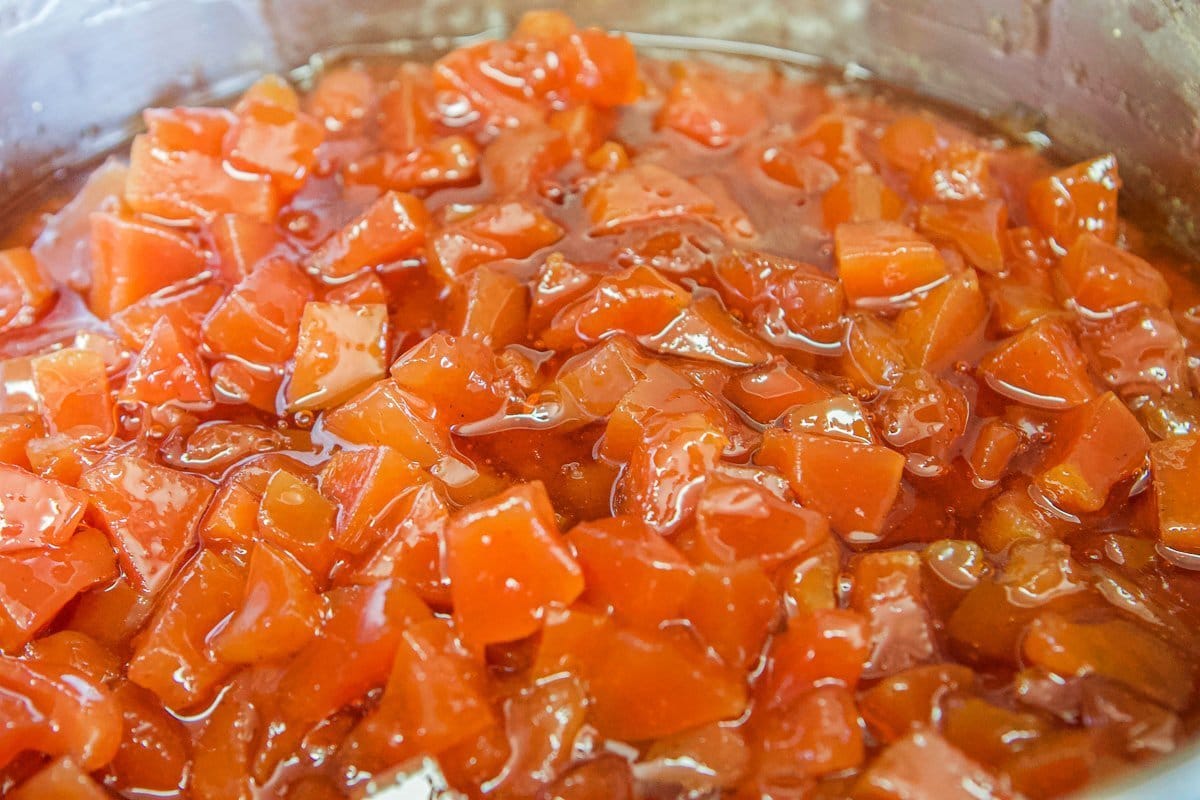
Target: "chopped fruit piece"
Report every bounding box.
[1151,434,1200,553]
[658,65,766,147]
[0,528,117,651]
[209,543,321,662]
[285,302,388,411]
[850,551,936,677]
[319,446,424,554]
[457,265,528,348]
[919,199,1007,273]
[202,257,313,366]
[536,607,747,740]
[31,348,113,440]
[349,482,451,608]
[754,608,869,710]
[211,213,280,282]
[879,116,942,173]
[342,618,493,771]
[782,394,876,444]
[0,412,43,468]
[979,318,1096,408]
[322,380,451,467]
[860,663,976,742]
[104,680,190,796]
[682,561,780,668]
[257,469,338,581]
[119,317,213,407]
[645,293,771,367]
[840,312,908,391]
[1035,392,1150,513]
[109,282,224,350]
[0,654,121,770]
[618,412,728,535]
[482,124,571,195]
[0,247,54,332]
[823,172,905,229]
[686,473,830,568]
[273,580,431,729]
[144,106,234,156]
[1023,613,1194,711]
[896,266,987,372]
[10,757,113,800]
[911,146,996,203]
[224,101,324,195]
[835,222,947,303]
[567,515,694,629]
[0,464,87,552]
[585,164,715,234]
[724,359,831,424]
[124,135,277,223]
[1058,233,1171,313]
[390,333,504,425]
[760,430,905,537]
[753,685,865,781]
[968,418,1023,486]
[306,191,429,280]
[80,455,215,593]
[542,265,691,349]
[1029,155,1120,249]
[446,482,583,647]
[191,687,255,800]
[126,549,245,711]
[855,730,1014,800]
[714,250,847,349]
[428,200,563,283]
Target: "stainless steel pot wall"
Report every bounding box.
[1,0,1198,796]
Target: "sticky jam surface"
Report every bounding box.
[2,9,1200,800]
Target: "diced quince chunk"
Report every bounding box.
[286,302,388,411]
[0,464,87,552]
[80,455,215,593]
[835,221,947,303]
[1035,392,1149,513]
[759,429,904,537]
[446,481,583,647]
[1151,434,1200,553]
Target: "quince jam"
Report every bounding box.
[2,10,1200,799]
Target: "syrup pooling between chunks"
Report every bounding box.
[2,9,1200,799]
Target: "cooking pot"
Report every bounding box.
[1,1,1198,796]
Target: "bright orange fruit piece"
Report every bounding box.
[759,429,905,537]
[31,348,114,440]
[1028,155,1120,249]
[447,482,583,647]
[285,302,388,411]
[535,607,747,740]
[306,191,430,280]
[210,543,321,663]
[1035,391,1150,513]
[979,318,1096,408]
[1152,434,1200,553]
[835,221,948,303]
[567,515,694,630]
[126,549,245,711]
[0,463,87,552]
[80,455,215,593]
[118,316,213,407]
